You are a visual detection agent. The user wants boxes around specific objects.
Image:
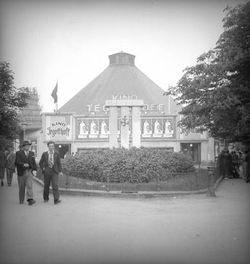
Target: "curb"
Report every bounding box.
[33,175,224,198]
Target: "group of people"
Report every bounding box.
[217,148,250,182]
[0,140,63,205]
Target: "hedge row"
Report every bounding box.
[61,148,194,183]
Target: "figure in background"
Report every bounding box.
[241,150,248,180]
[0,148,6,186]
[183,148,193,161]
[218,150,232,179]
[6,146,16,186]
[245,148,250,183]
[64,151,71,159]
[231,151,240,178]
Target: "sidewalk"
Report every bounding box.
[33,174,223,197]
[0,175,249,264]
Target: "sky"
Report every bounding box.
[0,0,247,112]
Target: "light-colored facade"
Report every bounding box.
[39,52,215,164]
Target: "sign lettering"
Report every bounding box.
[47,122,70,137]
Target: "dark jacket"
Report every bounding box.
[39,151,62,174]
[15,150,37,176]
[6,152,16,171]
[0,150,6,169]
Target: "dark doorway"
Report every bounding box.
[55,144,71,159]
[180,143,201,164]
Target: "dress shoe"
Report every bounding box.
[19,201,24,204]
[54,200,61,205]
[1,181,4,186]
[44,200,49,203]
[28,199,36,205]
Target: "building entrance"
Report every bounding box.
[55,144,71,159]
[180,143,201,164]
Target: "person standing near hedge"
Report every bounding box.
[6,146,16,186]
[0,148,7,186]
[15,141,37,205]
[39,141,62,204]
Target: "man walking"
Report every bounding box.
[15,141,37,205]
[39,141,62,204]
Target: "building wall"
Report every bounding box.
[141,140,179,151]
[41,112,215,163]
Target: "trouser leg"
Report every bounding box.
[10,171,13,184]
[51,172,60,201]
[43,172,51,201]
[25,170,33,201]
[18,176,25,203]
[7,169,13,185]
[6,169,10,185]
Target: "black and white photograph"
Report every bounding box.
[0,0,249,264]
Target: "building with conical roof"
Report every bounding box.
[41,52,216,164]
[60,51,179,116]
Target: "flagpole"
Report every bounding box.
[55,80,58,112]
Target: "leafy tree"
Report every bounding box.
[0,61,30,147]
[166,3,250,144]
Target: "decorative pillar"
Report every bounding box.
[120,106,130,149]
[132,106,141,148]
[105,99,144,149]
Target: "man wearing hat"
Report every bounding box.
[15,141,37,205]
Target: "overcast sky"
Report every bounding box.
[0,0,247,112]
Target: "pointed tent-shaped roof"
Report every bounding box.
[59,51,179,115]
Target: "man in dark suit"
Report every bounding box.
[39,141,63,204]
[15,141,37,205]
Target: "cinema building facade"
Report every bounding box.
[40,52,217,164]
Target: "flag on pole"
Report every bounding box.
[51,81,58,103]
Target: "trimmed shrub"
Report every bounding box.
[62,148,194,183]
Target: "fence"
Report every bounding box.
[36,164,221,193]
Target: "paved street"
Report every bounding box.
[0,176,249,264]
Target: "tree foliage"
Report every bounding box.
[166,3,250,144]
[0,61,30,147]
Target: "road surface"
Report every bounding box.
[0,176,249,264]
